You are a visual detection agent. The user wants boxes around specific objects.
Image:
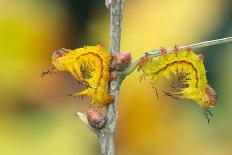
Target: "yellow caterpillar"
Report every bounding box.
[139,47,217,110]
[51,44,113,106]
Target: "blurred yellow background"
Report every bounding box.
[0,0,232,155]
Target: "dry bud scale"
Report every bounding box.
[139,46,217,121]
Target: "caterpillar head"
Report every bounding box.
[51,48,69,71]
[201,84,217,108]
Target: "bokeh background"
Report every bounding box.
[0,0,232,155]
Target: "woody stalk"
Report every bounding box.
[76,0,124,155]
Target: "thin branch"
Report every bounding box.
[147,36,232,56]
[124,36,232,76]
[98,0,124,155]
[76,1,123,154]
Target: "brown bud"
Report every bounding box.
[114,52,132,71]
[87,108,106,130]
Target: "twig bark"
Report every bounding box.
[99,0,124,154]
[124,36,232,76]
[76,1,124,155]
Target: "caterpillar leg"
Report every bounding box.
[202,108,213,123]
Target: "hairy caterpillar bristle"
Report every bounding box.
[139,72,145,82]
[41,67,57,77]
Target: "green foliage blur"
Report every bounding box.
[0,0,231,155]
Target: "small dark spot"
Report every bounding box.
[80,64,94,79]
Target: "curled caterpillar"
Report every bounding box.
[51,44,113,106]
[139,47,217,110]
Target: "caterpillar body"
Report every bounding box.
[51,44,113,106]
[139,47,217,109]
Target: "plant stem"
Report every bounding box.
[124,36,232,76]
[99,0,124,154]
[76,1,123,154]
[76,1,123,155]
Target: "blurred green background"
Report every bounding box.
[0,0,232,155]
